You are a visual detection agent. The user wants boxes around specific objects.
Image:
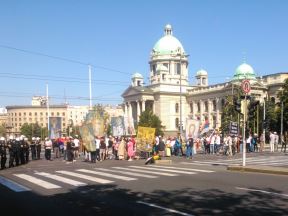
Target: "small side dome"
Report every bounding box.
[132,72,143,79]
[196,69,208,76]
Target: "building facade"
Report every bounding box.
[122,24,288,136]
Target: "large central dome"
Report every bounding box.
[152,24,185,55]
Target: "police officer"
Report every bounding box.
[30,137,37,160]
[19,136,25,165]
[15,136,21,166]
[36,137,41,160]
[23,137,30,164]
[8,135,16,168]
[0,137,7,169]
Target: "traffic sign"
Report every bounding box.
[241,79,251,94]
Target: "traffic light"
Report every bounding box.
[233,97,242,113]
[248,100,259,119]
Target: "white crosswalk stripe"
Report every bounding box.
[14,174,61,189]
[128,166,197,175]
[149,165,215,173]
[55,170,114,184]
[35,172,87,186]
[7,165,216,192]
[181,155,288,167]
[112,166,178,176]
[93,168,158,178]
[76,169,137,181]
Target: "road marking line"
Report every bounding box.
[14,174,61,189]
[136,201,194,216]
[235,187,288,198]
[77,169,137,181]
[129,166,196,174]
[94,168,158,178]
[0,176,31,192]
[56,170,114,184]
[112,167,178,176]
[150,165,215,173]
[35,172,87,186]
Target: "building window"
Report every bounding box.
[162,74,166,81]
[19,118,21,121]
[175,118,179,129]
[62,112,65,116]
[29,112,32,116]
[34,112,37,116]
[57,112,60,116]
[63,123,66,127]
[41,123,43,127]
[19,113,21,116]
[51,112,54,116]
[19,123,22,127]
[175,103,179,113]
[15,113,17,116]
[40,112,43,116]
[152,64,157,75]
[190,103,193,113]
[213,100,217,111]
[176,63,181,75]
[204,101,208,112]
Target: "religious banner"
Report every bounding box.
[124,116,136,135]
[79,124,95,152]
[136,126,156,151]
[111,116,125,137]
[186,118,200,139]
[85,110,105,136]
[49,117,62,139]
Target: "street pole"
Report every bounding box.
[263,98,266,148]
[243,94,247,166]
[89,65,92,110]
[179,55,183,139]
[46,84,50,138]
[281,99,283,146]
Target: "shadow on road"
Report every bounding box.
[2,184,288,216]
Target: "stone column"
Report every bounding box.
[137,100,141,122]
[128,102,132,120]
[124,103,127,118]
[142,100,146,112]
[199,100,203,121]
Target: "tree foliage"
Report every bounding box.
[20,123,42,140]
[138,109,165,136]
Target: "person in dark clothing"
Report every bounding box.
[35,137,41,160]
[30,137,37,160]
[0,137,7,169]
[23,137,30,164]
[158,137,165,157]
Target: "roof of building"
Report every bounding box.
[132,72,143,79]
[232,62,256,81]
[152,24,185,55]
[196,69,208,76]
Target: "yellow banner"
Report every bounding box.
[137,126,156,143]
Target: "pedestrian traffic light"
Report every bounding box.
[248,100,259,119]
[233,97,242,113]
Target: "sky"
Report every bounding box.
[0,0,287,108]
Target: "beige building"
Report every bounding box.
[122,24,288,136]
[6,96,124,135]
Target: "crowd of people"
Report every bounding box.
[0,130,287,170]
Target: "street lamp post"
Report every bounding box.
[179,55,183,138]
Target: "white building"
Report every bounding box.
[122,24,288,136]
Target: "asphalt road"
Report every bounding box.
[0,152,288,216]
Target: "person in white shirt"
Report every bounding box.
[269,131,275,152]
[73,135,80,159]
[44,138,52,161]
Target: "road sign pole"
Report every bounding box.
[243,94,247,167]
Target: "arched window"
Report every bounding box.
[213,100,217,111]
[175,118,179,129]
[204,101,208,112]
[190,103,193,113]
[175,103,179,113]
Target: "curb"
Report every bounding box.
[227,165,288,175]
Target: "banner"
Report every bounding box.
[49,117,62,139]
[136,126,156,151]
[186,119,200,139]
[79,124,95,152]
[111,116,125,137]
[124,116,136,135]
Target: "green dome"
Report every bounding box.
[196,69,208,76]
[232,63,256,81]
[152,24,185,55]
[132,72,143,79]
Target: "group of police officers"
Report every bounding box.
[0,135,42,170]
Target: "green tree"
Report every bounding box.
[20,123,42,140]
[138,109,165,136]
[277,78,288,133]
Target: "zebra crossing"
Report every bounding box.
[1,165,215,192]
[180,155,288,167]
